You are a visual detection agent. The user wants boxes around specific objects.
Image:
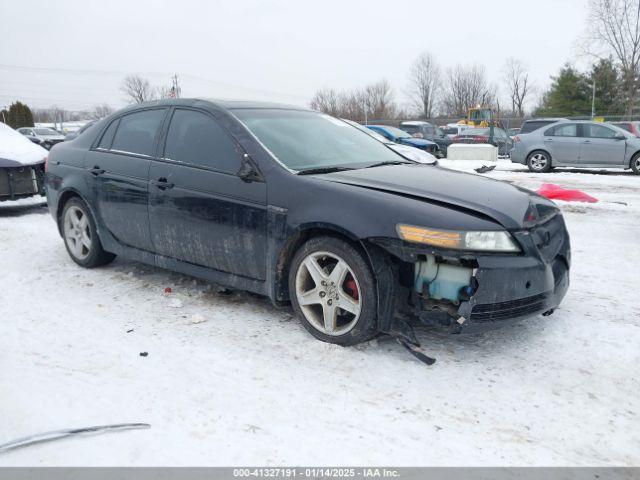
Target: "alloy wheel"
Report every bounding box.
[295,251,361,336]
[63,205,92,260]
[530,153,548,170]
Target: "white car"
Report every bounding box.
[442,123,471,139]
[17,127,65,150]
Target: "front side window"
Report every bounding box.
[547,124,577,137]
[164,109,240,174]
[583,124,617,139]
[110,109,166,157]
[233,109,407,171]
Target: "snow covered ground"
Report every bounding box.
[1,161,639,466]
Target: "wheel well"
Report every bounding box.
[274,227,370,303]
[629,150,640,168]
[56,190,81,221]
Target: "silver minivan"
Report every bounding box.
[510,120,640,174]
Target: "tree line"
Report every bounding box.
[311,0,640,121]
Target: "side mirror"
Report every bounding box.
[614,133,626,140]
[237,153,264,183]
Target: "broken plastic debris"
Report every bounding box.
[537,183,598,203]
[164,287,172,294]
[0,423,150,454]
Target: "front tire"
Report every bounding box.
[631,153,640,175]
[289,236,378,346]
[527,150,552,172]
[60,197,115,268]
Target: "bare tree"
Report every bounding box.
[441,64,497,117]
[503,58,530,117]
[407,52,440,118]
[91,104,113,119]
[120,75,156,104]
[583,0,640,114]
[310,88,342,116]
[363,79,396,120]
[310,80,398,121]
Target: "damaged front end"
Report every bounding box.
[368,209,571,335]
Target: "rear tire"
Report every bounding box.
[527,150,552,173]
[288,236,378,346]
[631,153,640,175]
[59,197,116,268]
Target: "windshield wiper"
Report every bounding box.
[296,166,355,175]
[364,160,411,168]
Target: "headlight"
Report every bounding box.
[396,224,520,252]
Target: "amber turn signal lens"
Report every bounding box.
[396,224,461,248]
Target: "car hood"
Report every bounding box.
[318,164,548,230]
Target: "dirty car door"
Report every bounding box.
[88,108,168,251]
[148,108,267,280]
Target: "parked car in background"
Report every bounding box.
[508,127,520,138]
[365,125,441,156]
[519,118,568,135]
[64,120,97,141]
[609,121,640,137]
[442,124,470,139]
[398,121,452,157]
[511,120,640,174]
[45,98,570,346]
[17,126,65,150]
[452,127,513,156]
[0,122,47,201]
[343,120,437,164]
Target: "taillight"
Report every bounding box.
[44,155,49,172]
[474,136,489,142]
[513,135,521,143]
[452,136,461,142]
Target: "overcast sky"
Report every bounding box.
[0,0,589,112]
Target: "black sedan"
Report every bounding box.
[45,99,570,349]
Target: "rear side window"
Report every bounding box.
[521,121,553,134]
[111,109,166,157]
[163,109,240,174]
[583,124,617,139]
[401,125,420,135]
[97,119,119,149]
[546,124,577,137]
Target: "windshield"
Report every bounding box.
[233,109,407,171]
[34,128,60,135]
[377,126,411,138]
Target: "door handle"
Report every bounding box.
[89,166,105,175]
[151,177,174,190]
[583,140,591,143]
[545,138,553,142]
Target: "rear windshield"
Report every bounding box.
[520,121,555,134]
[442,127,458,135]
[612,123,632,132]
[400,125,420,134]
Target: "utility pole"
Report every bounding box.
[591,80,596,119]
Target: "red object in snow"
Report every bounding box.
[536,183,598,203]
[164,287,172,294]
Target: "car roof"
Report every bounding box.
[523,118,568,123]
[112,98,310,115]
[400,121,431,126]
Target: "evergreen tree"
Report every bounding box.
[588,58,623,116]
[535,64,592,117]
[3,102,35,129]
